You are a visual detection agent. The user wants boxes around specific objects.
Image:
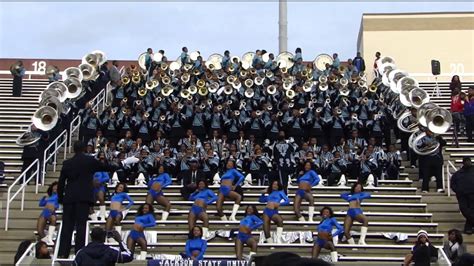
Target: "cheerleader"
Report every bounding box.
[105,183,134,237]
[294,161,320,222]
[259,180,289,243]
[184,226,207,260]
[341,182,371,245]
[146,165,172,221]
[312,206,343,262]
[92,171,109,220]
[127,203,156,260]
[36,182,59,244]
[188,179,217,239]
[216,160,244,221]
[235,205,263,260]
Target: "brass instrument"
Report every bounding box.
[285,89,295,99]
[240,70,248,78]
[180,89,191,99]
[227,75,236,84]
[188,85,198,95]
[224,86,233,95]
[227,99,233,105]
[138,87,147,97]
[339,87,350,96]
[267,105,273,111]
[339,77,349,87]
[146,80,156,90]
[79,63,96,81]
[256,110,262,116]
[161,85,174,97]
[250,68,257,75]
[181,72,190,83]
[160,115,166,121]
[217,105,223,111]
[132,75,141,85]
[369,83,377,93]
[244,79,254,88]
[244,88,254,98]
[234,110,240,116]
[277,111,283,117]
[32,106,58,131]
[266,71,274,79]
[328,74,338,83]
[254,76,264,86]
[303,80,313,92]
[266,85,277,95]
[162,75,171,85]
[200,103,206,109]
[299,108,305,114]
[160,63,169,71]
[316,107,323,113]
[209,82,219,93]
[197,79,205,87]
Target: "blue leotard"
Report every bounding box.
[148,173,172,189]
[189,189,218,205]
[259,190,290,206]
[298,170,320,187]
[39,193,59,209]
[220,169,245,186]
[185,238,207,260]
[110,192,134,209]
[318,217,343,237]
[340,192,371,202]
[239,215,263,230]
[135,213,156,228]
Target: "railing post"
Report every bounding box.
[53,141,58,173]
[5,196,10,231]
[36,160,40,194]
[63,133,67,160]
[21,174,25,211]
[42,152,47,186]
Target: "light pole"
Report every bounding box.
[279,0,288,53]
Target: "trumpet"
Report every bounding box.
[162,75,171,85]
[144,112,150,118]
[234,110,240,116]
[226,75,236,84]
[122,97,128,103]
[159,115,166,121]
[266,85,277,95]
[316,107,323,113]
[352,113,358,120]
[328,74,338,83]
[277,111,283,117]
[299,108,305,114]
[227,99,233,105]
[199,103,206,109]
[217,105,223,111]
[256,110,262,116]
[369,83,378,93]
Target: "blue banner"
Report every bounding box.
[148,259,248,266]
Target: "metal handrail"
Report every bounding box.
[5,159,40,230]
[14,242,36,266]
[90,88,106,113]
[437,247,452,266]
[445,161,458,197]
[68,115,81,153]
[38,129,68,193]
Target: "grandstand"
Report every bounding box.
[0,52,473,266]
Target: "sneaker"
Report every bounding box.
[396,139,401,144]
[437,189,445,193]
[411,165,416,168]
[422,190,428,193]
[431,177,436,182]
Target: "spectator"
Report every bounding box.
[451,157,474,234]
[443,229,467,264]
[451,88,466,146]
[403,230,438,266]
[449,75,462,92]
[35,241,51,259]
[74,227,133,266]
[463,87,474,142]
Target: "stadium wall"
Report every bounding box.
[358,12,474,83]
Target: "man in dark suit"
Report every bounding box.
[178,159,206,200]
[57,141,115,258]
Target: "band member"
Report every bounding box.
[92,172,110,220]
[312,206,343,262]
[273,131,296,192]
[294,161,320,222]
[384,144,401,179]
[146,165,172,221]
[341,182,371,245]
[235,205,263,260]
[37,182,59,244]
[105,183,134,237]
[188,179,217,239]
[216,160,245,221]
[184,226,207,260]
[259,180,289,244]
[127,203,156,260]
[10,60,25,97]
[417,130,446,193]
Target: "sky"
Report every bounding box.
[0,1,473,62]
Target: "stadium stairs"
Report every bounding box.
[0,79,472,265]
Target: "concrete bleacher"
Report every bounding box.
[1,78,473,265]
[0,78,48,188]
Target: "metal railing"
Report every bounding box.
[437,247,452,266]
[38,130,68,193]
[68,115,81,153]
[14,242,36,266]
[445,161,458,197]
[90,88,106,114]
[5,159,40,230]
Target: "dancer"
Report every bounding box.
[146,165,172,221]
[216,160,245,221]
[37,182,59,244]
[188,179,217,239]
[294,161,320,222]
[341,182,370,245]
[93,171,110,220]
[105,183,134,238]
[312,206,343,262]
[259,180,289,243]
[184,226,207,260]
[127,203,156,260]
[235,205,263,260]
